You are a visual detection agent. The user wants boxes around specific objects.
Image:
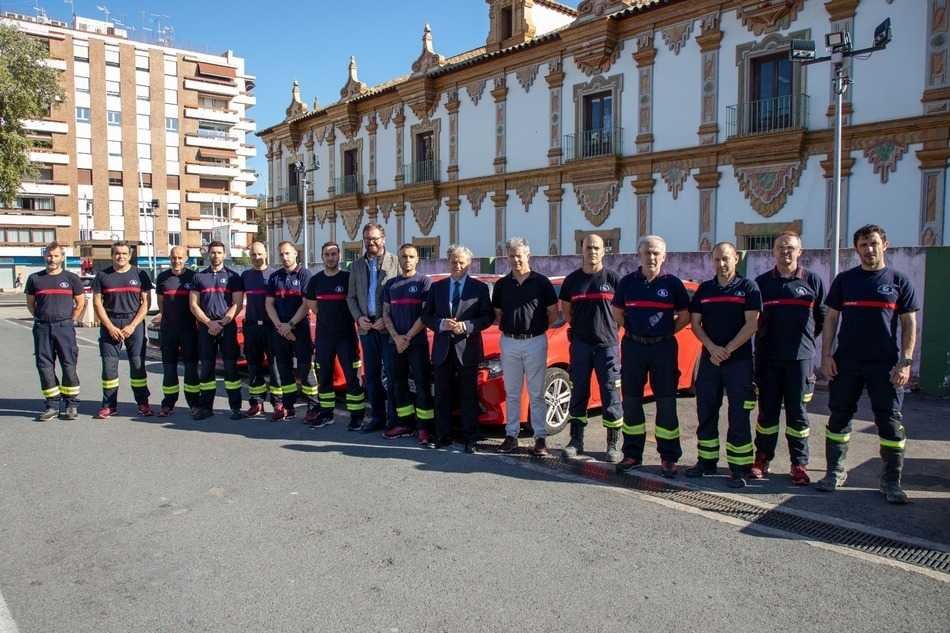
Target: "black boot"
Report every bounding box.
[880,448,908,504]
[605,427,622,464]
[816,439,849,492]
[561,420,585,460]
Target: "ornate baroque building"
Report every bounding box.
[258,0,950,263]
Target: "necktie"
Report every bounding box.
[451,280,461,316]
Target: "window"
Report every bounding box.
[135,53,149,70]
[75,76,89,92]
[14,197,54,211]
[415,132,434,163]
[108,171,123,186]
[735,221,801,251]
[740,234,778,251]
[107,140,122,156]
[198,121,230,139]
[107,110,121,126]
[201,230,213,245]
[167,203,180,217]
[749,53,793,133]
[78,168,92,185]
[105,46,120,66]
[167,175,180,189]
[164,88,178,105]
[575,229,620,255]
[137,143,151,160]
[199,178,228,191]
[106,80,120,96]
[342,242,362,264]
[74,43,89,61]
[27,132,53,149]
[137,114,150,130]
[581,91,615,157]
[199,203,227,220]
[198,94,228,110]
[1,227,55,243]
[33,166,54,182]
[165,117,178,132]
[31,37,50,54]
[76,138,91,154]
[136,84,150,100]
[341,148,359,193]
[166,146,179,163]
[140,173,153,188]
[163,59,178,76]
[168,231,181,246]
[76,107,90,122]
[412,237,440,262]
[500,6,513,40]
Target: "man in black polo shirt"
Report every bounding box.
[189,241,245,420]
[381,244,434,443]
[265,241,317,422]
[241,241,277,417]
[612,235,690,476]
[305,241,366,430]
[559,234,622,461]
[153,245,200,417]
[492,237,559,457]
[92,241,153,419]
[818,224,919,504]
[688,242,762,488]
[752,232,827,484]
[26,241,85,421]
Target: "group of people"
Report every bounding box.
[26,222,918,504]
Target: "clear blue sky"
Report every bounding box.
[1,0,506,194]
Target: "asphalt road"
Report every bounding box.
[0,315,948,633]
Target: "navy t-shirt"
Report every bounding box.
[755,267,827,361]
[26,270,84,322]
[383,273,431,345]
[689,275,762,360]
[826,266,919,364]
[267,265,311,324]
[612,269,690,338]
[241,266,275,325]
[559,267,620,346]
[305,270,356,339]
[155,268,195,330]
[192,266,243,321]
[93,266,152,315]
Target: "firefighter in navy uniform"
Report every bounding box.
[93,241,153,419]
[687,242,762,488]
[559,233,624,462]
[241,241,277,417]
[189,241,244,420]
[265,241,318,422]
[381,244,434,443]
[305,242,366,430]
[26,242,85,421]
[612,236,691,477]
[818,224,919,505]
[153,246,200,417]
[752,232,827,484]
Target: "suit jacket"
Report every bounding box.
[346,250,399,323]
[422,275,494,367]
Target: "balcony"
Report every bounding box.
[563,128,624,161]
[184,107,240,124]
[21,119,69,135]
[27,149,69,165]
[19,182,69,196]
[183,78,240,96]
[186,162,240,178]
[184,133,240,151]
[403,159,440,185]
[335,174,362,195]
[726,94,810,138]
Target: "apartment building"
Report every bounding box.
[2,11,258,271]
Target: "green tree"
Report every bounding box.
[0,25,64,206]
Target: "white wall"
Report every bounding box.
[505,69,549,173]
[457,83,495,180]
[653,35,701,152]
[532,5,574,36]
[848,143,923,247]
[457,197,495,257]
[652,169,700,252]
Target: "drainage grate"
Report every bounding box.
[479,444,950,575]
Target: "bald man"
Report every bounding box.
[153,246,200,416]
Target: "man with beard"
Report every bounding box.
[153,246,200,416]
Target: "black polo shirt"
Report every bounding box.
[612,269,689,339]
[93,266,151,315]
[755,267,827,361]
[305,270,356,340]
[826,266,919,365]
[267,265,311,323]
[689,275,762,360]
[155,268,195,330]
[241,266,274,325]
[383,273,431,346]
[492,271,558,337]
[192,266,243,321]
[26,269,83,322]
[559,267,620,346]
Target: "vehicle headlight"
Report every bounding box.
[479,357,503,379]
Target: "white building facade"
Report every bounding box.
[259,0,950,264]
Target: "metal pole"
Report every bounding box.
[831,63,846,279]
[302,171,309,270]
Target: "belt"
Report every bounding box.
[503,332,543,340]
[108,312,135,318]
[627,334,671,345]
[34,317,72,325]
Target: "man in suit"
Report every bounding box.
[422,244,494,453]
[346,222,399,432]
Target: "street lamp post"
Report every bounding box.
[295,156,320,269]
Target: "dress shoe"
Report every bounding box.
[532,438,549,457]
[347,417,363,431]
[660,460,678,478]
[464,441,477,454]
[271,405,288,422]
[416,428,431,445]
[497,436,518,453]
[360,420,385,433]
[616,457,643,474]
[428,437,452,450]
[192,408,212,421]
[95,406,116,420]
[244,402,264,418]
[790,464,811,486]
[383,425,414,439]
[685,462,717,478]
[158,406,174,418]
[229,409,244,421]
[137,403,155,417]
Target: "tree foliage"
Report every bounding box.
[0,25,64,206]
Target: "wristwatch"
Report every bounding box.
[896,357,913,368]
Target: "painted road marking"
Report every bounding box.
[3,318,99,348]
[0,587,21,633]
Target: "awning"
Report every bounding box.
[197,148,236,160]
[196,62,236,80]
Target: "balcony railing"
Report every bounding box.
[726,94,810,138]
[335,174,362,195]
[195,128,239,141]
[563,127,624,161]
[404,159,440,185]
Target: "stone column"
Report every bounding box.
[821,154,855,249]
[545,59,565,166]
[634,32,656,153]
[825,0,858,125]
[917,140,950,245]
[446,90,460,181]
[544,185,563,255]
[633,175,655,241]
[395,107,406,186]
[367,113,378,193]
[694,169,721,251]
[923,0,950,114]
[395,202,406,246]
[492,189,508,256]
[492,75,508,174]
[447,197,460,244]
[696,13,722,145]
[327,127,337,197]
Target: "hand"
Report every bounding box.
[107,324,124,341]
[452,321,467,336]
[277,322,293,338]
[707,345,730,364]
[821,355,837,380]
[890,364,911,387]
[285,330,297,341]
[441,318,458,333]
[357,316,373,333]
[372,319,386,332]
[120,324,136,339]
[207,320,223,336]
[395,335,409,353]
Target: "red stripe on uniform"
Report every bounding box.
[273,290,303,298]
[625,300,674,309]
[843,300,896,310]
[35,288,74,296]
[200,287,227,294]
[573,292,614,301]
[316,294,346,300]
[700,296,745,304]
[102,287,144,294]
[763,299,813,308]
[390,298,423,305]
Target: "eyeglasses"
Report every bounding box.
[364,236,383,243]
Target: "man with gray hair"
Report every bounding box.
[492,237,559,457]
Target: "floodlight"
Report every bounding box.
[874,18,892,48]
[789,39,816,61]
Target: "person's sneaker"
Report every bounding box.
[192,408,212,421]
[615,457,643,474]
[229,409,244,421]
[61,406,79,421]
[284,406,296,420]
[137,403,155,417]
[497,436,519,453]
[158,406,174,418]
[95,406,116,420]
[383,425,414,439]
[815,471,847,492]
[727,473,748,489]
[750,453,770,480]
[347,417,363,431]
[790,464,811,486]
[417,428,431,445]
[660,460,677,478]
[244,402,264,418]
[532,438,550,457]
[685,462,717,478]
[880,480,910,505]
[35,407,59,422]
[304,409,321,425]
[271,405,288,422]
